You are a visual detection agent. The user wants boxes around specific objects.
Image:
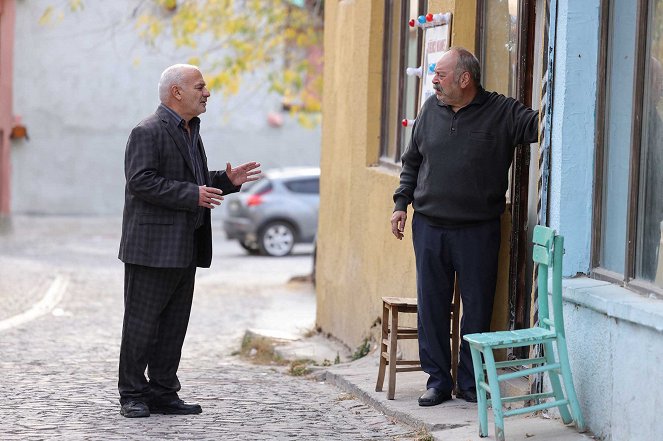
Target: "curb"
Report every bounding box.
[323,367,432,433]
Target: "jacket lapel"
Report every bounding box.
[158,107,196,177]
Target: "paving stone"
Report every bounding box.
[0,216,419,441]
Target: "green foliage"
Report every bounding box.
[415,428,434,441]
[351,339,371,361]
[288,358,315,376]
[238,333,287,366]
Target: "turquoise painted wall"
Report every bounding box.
[549,0,601,276]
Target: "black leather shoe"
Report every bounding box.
[418,388,452,406]
[457,388,478,403]
[149,399,202,415]
[120,400,150,418]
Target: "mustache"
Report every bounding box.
[433,84,443,92]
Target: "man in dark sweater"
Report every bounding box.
[391,48,538,406]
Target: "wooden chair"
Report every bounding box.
[463,226,586,440]
[375,282,461,399]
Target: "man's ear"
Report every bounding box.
[460,71,471,89]
[171,85,181,101]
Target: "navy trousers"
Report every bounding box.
[412,213,501,393]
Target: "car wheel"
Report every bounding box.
[239,240,260,255]
[259,221,296,257]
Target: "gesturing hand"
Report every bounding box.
[198,185,224,209]
[226,161,262,186]
[391,210,407,240]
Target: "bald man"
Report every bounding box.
[118,64,260,417]
[391,48,538,406]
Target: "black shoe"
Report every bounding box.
[120,400,150,418]
[456,388,478,403]
[418,388,452,406]
[149,399,202,415]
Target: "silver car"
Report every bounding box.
[221,167,320,256]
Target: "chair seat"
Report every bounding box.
[464,327,556,348]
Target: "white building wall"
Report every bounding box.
[11,0,320,215]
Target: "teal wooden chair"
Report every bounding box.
[463,226,585,440]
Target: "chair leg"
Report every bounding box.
[483,348,505,441]
[387,307,399,400]
[556,337,587,432]
[375,303,389,392]
[543,341,573,424]
[469,345,489,438]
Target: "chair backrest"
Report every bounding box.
[532,225,566,336]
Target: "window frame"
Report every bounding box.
[591,0,663,297]
[379,0,427,166]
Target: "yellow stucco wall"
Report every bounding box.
[317,0,510,354]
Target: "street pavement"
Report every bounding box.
[0,216,419,440]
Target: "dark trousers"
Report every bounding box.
[118,261,197,404]
[412,213,501,393]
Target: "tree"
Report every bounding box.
[41,0,324,126]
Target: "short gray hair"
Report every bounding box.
[158,64,199,102]
[452,47,481,87]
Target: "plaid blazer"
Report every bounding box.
[118,105,239,268]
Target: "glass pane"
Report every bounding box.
[400,1,422,152]
[381,1,403,162]
[482,0,519,98]
[600,0,638,274]
[636,0,663,285]
[481,0,519,202]
[285,178,319,194]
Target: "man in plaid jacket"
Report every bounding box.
[117,64,260,418]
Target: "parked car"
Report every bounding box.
[222,167,320,256]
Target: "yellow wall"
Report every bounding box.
[317,0,510,354]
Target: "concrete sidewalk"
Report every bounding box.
[322,353,594,441]
[254,280,595,441]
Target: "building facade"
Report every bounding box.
[318,1,663,439]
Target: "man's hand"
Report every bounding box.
[391,210,407,240]
[198,185,224,209]
[226,161,262,186]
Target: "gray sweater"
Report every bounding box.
[393,88,539,226]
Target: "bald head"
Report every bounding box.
[449,47,481,87]
[433,48,481,111]
[158,64,210,121]
[158,64,200,103]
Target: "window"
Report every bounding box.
[479,0,521,99]
[380,0,427,164]
[593,0,663,294]
[636,0,663,285]
[285,177,319,194]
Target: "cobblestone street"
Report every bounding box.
[0,216,418,440]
